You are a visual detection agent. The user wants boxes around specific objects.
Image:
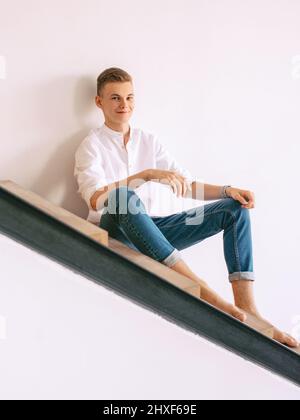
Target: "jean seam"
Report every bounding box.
[206,209,242,274]
[230,211,242,274]
[109,190,174,262]
[120,213,168,260]
[159,207,242,273]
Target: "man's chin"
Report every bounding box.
[115,114,131,122]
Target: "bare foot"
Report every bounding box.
[272,328,299,348]
[237,307,299,348]
[199,283,247,323]
[169,260,246,323]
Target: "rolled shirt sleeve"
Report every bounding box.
[74,139,108,210]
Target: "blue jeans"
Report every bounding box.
[99,186,255,282]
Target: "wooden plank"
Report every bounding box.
[1,182,299,383]
[0,180,108,246]
[292,346,300,356]
[108,239,277,338]
[0,180,274,337]
[108,237,201,297]
[185,284,201,298]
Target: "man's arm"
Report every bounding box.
[187,181,224,201]
[90,170,149,211]
[187,181,256,209]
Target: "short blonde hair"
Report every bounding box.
[97,67,133,97]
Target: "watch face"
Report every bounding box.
[226,186,231,196]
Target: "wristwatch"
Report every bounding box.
[221,185,232,199]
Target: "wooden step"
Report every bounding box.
[239,313,300,352]
[108,238,278,338]
[0,180,108,246]
[293,346,300,355]
[108,237,201,298]
[2,180,299,359]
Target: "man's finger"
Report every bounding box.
[169,180,177,196]
[237,194,248,205]
[171,179,181,197]
[174,174,186,192]
[242,199,255,208]
[174,178,183,197]
[182,181,187,197]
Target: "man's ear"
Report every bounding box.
[95,95,102,109]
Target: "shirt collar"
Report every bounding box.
[102,123,133,145]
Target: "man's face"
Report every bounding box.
[95,81,135,124]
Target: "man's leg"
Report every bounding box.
[153,197,255,282]
[100,186,247,322]
[170,259,247,322]
[232,280,299,347]
[99,186,182,268]
[154,198,299,348]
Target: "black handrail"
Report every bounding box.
[0,185,299,387]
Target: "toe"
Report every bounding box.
[275,330,299,348]
[285,334,299,348]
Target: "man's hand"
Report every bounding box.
[226,187,256,209]
[146,169,192,198]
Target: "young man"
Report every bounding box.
[74,67,299,349]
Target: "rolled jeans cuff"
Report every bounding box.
[229,272,255,282]
[161,249,182,268]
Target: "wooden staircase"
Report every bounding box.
[0,180,108,246]
[108,238,276,339]
[0,180,299,357]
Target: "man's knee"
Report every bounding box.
[106,186,143,216]
[224,198,250,221]
[108,186,135,203]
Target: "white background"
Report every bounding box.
[0,233,299,399]
[0,0,300,398]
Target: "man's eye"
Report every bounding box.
[112,97,133,100]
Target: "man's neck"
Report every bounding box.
[104,121,130,136]
[104,121,131,147]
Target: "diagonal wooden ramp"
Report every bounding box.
[0,180,299,385]
[108,238,275,339]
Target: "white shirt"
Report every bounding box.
[74,123,197,225]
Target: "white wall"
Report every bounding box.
[0,233,299,400]
[0,0,300,393]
